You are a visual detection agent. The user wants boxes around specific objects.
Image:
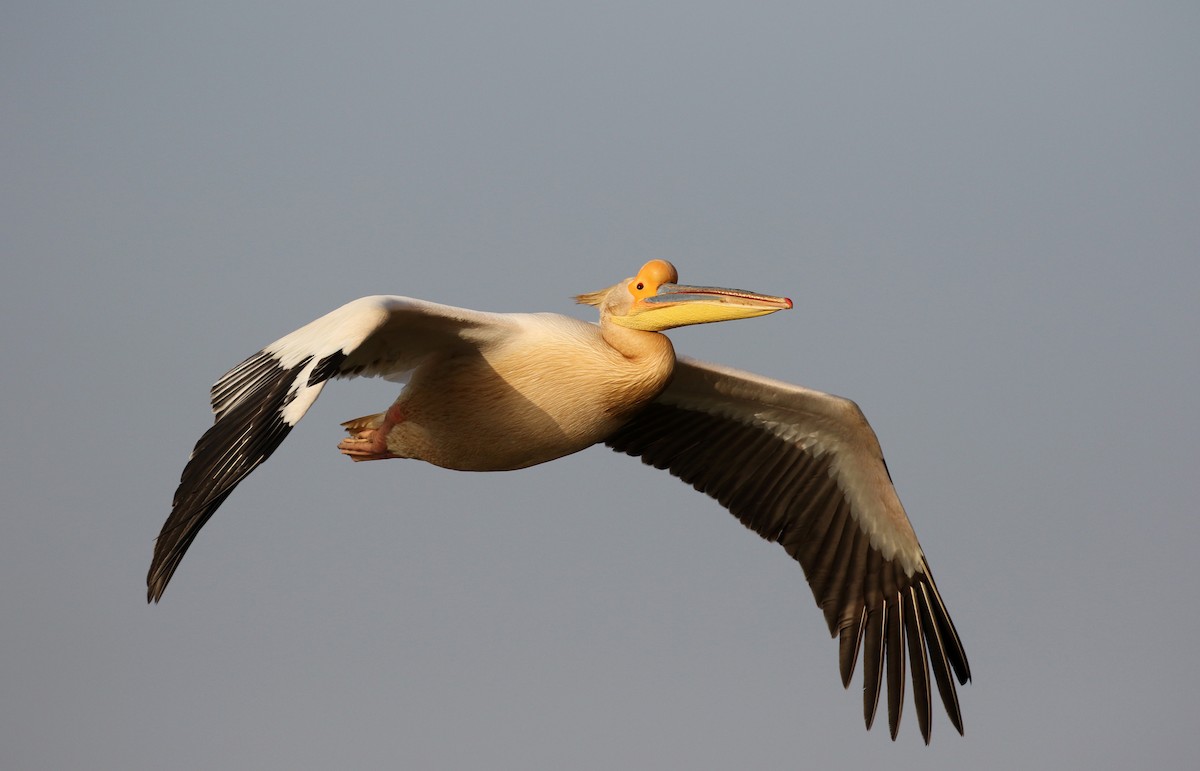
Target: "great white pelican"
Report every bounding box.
[148,259,969,742]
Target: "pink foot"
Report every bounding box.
[338,403,404,462]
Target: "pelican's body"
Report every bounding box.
[335,305,676,471]
[150,260,970,743]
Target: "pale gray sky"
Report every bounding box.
[3,2,1198,769]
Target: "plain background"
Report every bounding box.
[3,2,1197,769]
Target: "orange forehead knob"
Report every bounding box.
[636,259,678,285]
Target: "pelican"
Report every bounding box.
[148,259,969,742]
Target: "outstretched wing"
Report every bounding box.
[147,296,511,602]
[605,357,970,743]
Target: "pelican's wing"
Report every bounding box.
[148,296,511,602]
[605,356,970,743]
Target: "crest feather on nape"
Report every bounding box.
[574,288,610,307]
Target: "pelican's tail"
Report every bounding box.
[341,413,385,434]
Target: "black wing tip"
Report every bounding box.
[885,593,907,741]
[146,531,187,603]
[148,354,312,604]
[146,574,167,604]
[837,576,968,744]
[146,542,173,603]
[837,608,866,688]
[145,486,235,605]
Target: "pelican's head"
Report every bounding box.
[576,260,792,331]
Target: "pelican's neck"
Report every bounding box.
[593,316,677,418]
[599,316,676,365]
[597,314,676,377]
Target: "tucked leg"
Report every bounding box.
[338,402,405,461]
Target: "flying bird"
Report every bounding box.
[148,259,969,742]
